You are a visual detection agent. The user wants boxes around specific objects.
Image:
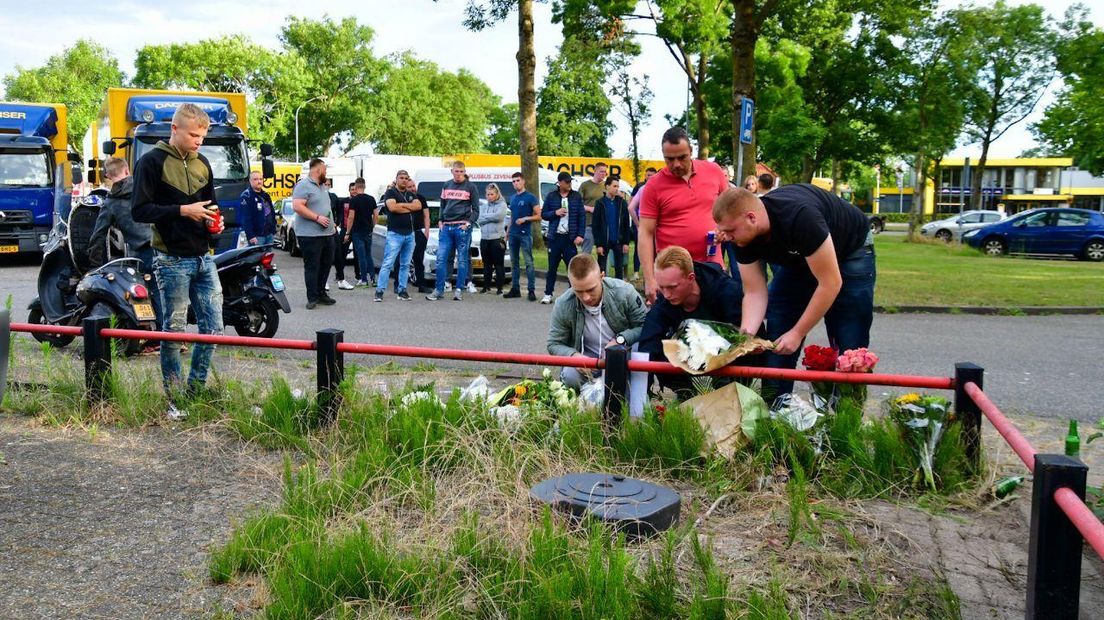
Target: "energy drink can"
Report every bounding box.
[706,231,717,257]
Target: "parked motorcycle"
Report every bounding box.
[27,175,157,356]
[188,243,290,338]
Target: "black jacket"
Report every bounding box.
[131,141,216,257]
[637,261,747,361]
[88,177,152,268]
[591,195,633,249]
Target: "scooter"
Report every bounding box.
[187,243,291,338]
[27,178,157,355]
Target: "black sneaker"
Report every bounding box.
[397,290,411,301]
[528,291,537,302]
[306,301,318,310]
[503,289,521,298]
[318,295,337,306]
[479,287,490,294]
[374,290,384,302]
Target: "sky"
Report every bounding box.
[0,0,1100,166]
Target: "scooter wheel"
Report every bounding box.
[27,308,74,348]
[233,298,280,339]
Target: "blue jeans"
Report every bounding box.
[250,234,275,246]
[545,233,578,296]
[435,224,472,295]
[376,231,414,293]
[763,245,876,399]
[509,234,535,292]
[153,253,223,392]
[350,229,376,282]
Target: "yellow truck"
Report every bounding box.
[83,88,273,252]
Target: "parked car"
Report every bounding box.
[963,208,1104,261]
[920,210,1005,242]
[274,198,300,256]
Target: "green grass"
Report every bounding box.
[535,237,1104,307]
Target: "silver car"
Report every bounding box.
[919,210,1005,242]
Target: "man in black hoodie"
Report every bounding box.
[88,157,161,328]
[132,103,224,406]
[637,246,763,397]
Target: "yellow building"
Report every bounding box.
[874,157,1104,215]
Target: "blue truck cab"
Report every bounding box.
[0,102,72,254]
[86,88,270,254]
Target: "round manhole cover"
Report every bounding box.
[531,472,681,538]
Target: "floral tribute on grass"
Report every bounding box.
[887,393,955,491]
[801,345,879,409]
[663,319,772,374]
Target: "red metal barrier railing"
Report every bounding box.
[964,381,1038,473]
[99,327,316,351]
[1054,487,1104,561]
[17,323,83,336]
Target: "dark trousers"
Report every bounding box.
[413,230,428,289]
[545,233,577,296]
[332,229,350,281]
[597,246,626,279]
[299,235,335,303]
[480,238,506,290]
[763,245,876,401]
[631,224,640,273]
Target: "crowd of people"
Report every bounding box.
[101,102,876,414]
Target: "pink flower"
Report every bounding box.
[836,348,879,373]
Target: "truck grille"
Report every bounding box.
[0,210,33,225]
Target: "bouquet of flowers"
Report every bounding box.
[490,368,576,411]
[663,319,772,375]
[888,393,952,491]
[802,345,879,409]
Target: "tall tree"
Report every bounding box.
[2,40,125,151]
[954,1,1056,209]
[557,0,727,158]
[366,55,499,155]
[278,16,388,157]
[132,35,311,150]
[610,62,654,182]
[535,37,614,157]
[457,0,541,203]
[1032,6,1104,175]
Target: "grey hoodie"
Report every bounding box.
[88,176,152,268]
[477,198,508,240]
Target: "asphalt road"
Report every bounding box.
[3,252,1102,422]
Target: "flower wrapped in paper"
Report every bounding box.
[888,393,952,491]
[662,319,772,375]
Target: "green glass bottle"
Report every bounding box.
[994,475,1024,499]
[1065,419,1080,457]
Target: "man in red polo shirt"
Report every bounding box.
[638,127,729,304]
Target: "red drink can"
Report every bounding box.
[206,206,221,234]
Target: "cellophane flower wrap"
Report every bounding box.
[802,345,839,409]
[488,368,578,428]
[888,393,951,491]
[663,319,772,375]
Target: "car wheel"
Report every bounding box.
[869,217,885,234]
[983,238,1006,257]
[288,231,301,257]
[935,229,952,242]
[1083,240,1104,262]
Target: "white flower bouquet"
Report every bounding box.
[662,319,773,375]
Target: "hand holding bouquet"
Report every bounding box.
[663,319,773,375]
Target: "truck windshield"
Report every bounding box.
[134,138,249,183]
[0,150,52,187]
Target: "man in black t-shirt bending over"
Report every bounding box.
[713,184,876,400]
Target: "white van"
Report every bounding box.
[300,157,358,198]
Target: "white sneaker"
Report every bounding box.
[337,279,354,290]
[444,282,453,291]
[467,282,477,294]
[540,294,553,304]
[325,283,330,291]
[166,403,188,421]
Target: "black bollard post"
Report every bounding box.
[316,329,344,426]
[603,344,629,429]
[954,362,984,472]
[1026,453,1088,620]
[83,316,112,404]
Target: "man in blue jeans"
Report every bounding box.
[131,103,224,415]
[714,183,876,402]
[504,171,540,301]
[345,178,377,286]
[375,171,420,301]
[427,161,479,301]
[540,171,586,304]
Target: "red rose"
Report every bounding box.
[802,345,838,371]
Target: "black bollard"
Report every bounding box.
[316,329,344,425]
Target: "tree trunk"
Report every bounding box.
[830,159,841,196]
[517,0,541,242]
[630,116,642,183]
[693,77,710,160]
[730,0,758,179]
[909,150,925,238]
[971,132,992,211]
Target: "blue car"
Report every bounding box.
[963,208,1104,262]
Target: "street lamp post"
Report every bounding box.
[295,95,326,163]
